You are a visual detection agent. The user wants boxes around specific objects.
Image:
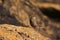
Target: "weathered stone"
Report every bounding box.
[0,0,60,40]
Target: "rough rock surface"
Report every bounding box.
[0,0,60,40]
[0,24,51,40]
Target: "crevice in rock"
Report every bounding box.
[40,7,60,22]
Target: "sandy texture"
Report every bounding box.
[0,24,51,40]
[0,0,60,40]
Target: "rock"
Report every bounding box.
[0,24,51,40]
[0,0,60,40]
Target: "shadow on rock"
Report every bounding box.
[0,5,26,26]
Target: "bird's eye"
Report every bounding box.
[40,7,60,22]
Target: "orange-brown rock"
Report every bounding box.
[0,0,60,40]
[0,24,51,40]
